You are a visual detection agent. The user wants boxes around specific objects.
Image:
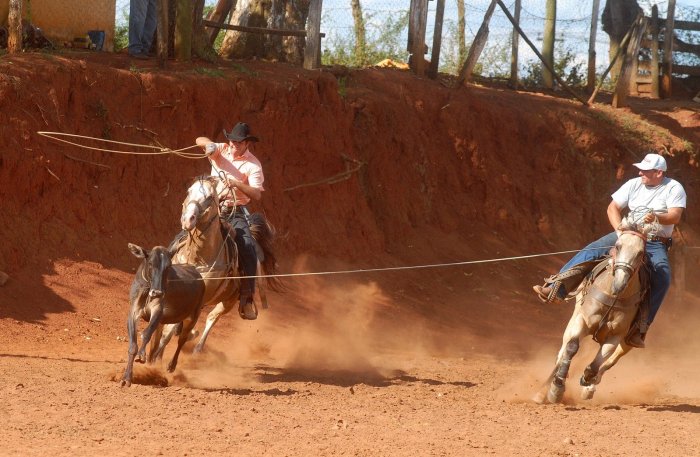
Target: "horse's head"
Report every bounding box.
[611,217,653,295]
[128,243,174,298]
[180,176,221,232]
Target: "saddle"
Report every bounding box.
[539,256,651,346]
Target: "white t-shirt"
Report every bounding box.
[611,177,686,237]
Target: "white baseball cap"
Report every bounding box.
[633,153,667,172]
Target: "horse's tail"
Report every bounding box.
[249,212,285,292]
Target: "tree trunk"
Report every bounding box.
[542,0,556,89]
[282,0,310,64]
[7,0,21,54]
[207,0,235,46]
[175,0,193,60]
[265,0,284,58]
[456,0,466,67]
[351,0,367,66]
[219,0,267,59]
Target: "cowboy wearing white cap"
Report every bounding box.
[196,122,264,320]
[533,152,686,347]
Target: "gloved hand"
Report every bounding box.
[205,142,217,156]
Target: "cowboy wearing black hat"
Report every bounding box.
[196,122,263,320]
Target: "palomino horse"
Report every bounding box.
[121,244,205,387]
[538,218,652,403]
[156,175,281,355]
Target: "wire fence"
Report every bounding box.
[111,0,700,80]
[319,0,700,78]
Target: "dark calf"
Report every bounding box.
[121,243,205,387]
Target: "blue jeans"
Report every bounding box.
[227,211,258,302]
[128,0,157,55]
[559,231,671,325]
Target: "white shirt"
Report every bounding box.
[208,144,264,206]
[611,177,686,237]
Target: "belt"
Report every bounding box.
[647,235,672,246]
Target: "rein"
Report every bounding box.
[592,230,647,343]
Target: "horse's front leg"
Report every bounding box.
[138,300,163,362]
[580,336,630,399]
[193,300,234,353]
[541,313,586,404]
[121,310,140,387]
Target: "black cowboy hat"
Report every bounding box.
[223,122,259,142]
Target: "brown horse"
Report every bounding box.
[537,218,652,403]
[155,175,281,355]
[121,244,205,387]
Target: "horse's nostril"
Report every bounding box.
[149,289,164,298]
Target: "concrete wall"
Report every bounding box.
[1,0,116,51]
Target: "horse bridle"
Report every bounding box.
[183,178,218,232]
[612,230,647,277]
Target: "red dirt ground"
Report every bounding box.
[1,50,700,456]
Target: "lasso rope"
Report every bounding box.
[37,131,205,159]
[190,246,615,282]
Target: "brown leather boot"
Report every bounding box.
[532,284,552,302]
[239,296,258,320]
[625,327,646,348]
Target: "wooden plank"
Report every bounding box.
[457,0,498,85]
[661,0,676,98]
[303,0,323,69]
[653,18,700,32]
[203,19,314,37]
[427,0,446,79]
[674,65,700,76]
[650,6,660,98]
[613,17,647,108]
[509,0,521,89]
[587,0,600,93]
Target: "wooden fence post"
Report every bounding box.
[509,0,521,89]
[456,0,498,85]
[408,0,428,76]
[206,0,234,46]
[587,0,600,93]
[428,0,446,79]
[157,0,169,67]
[304,0,323,69]
[650,5,660,99]
[661,0,676,98]
[7,0,21,54]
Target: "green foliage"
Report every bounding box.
[114,5,129,52]
[521,45,586,88]
[194,67,225,77]
[322,10,409,67]
[337,76,347,98]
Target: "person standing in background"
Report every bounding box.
[128,0,156,59]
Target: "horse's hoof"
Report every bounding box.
[580,385,596,400]
[547,383,565,404]
[532,391,546,404]
[120,378,131,387]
